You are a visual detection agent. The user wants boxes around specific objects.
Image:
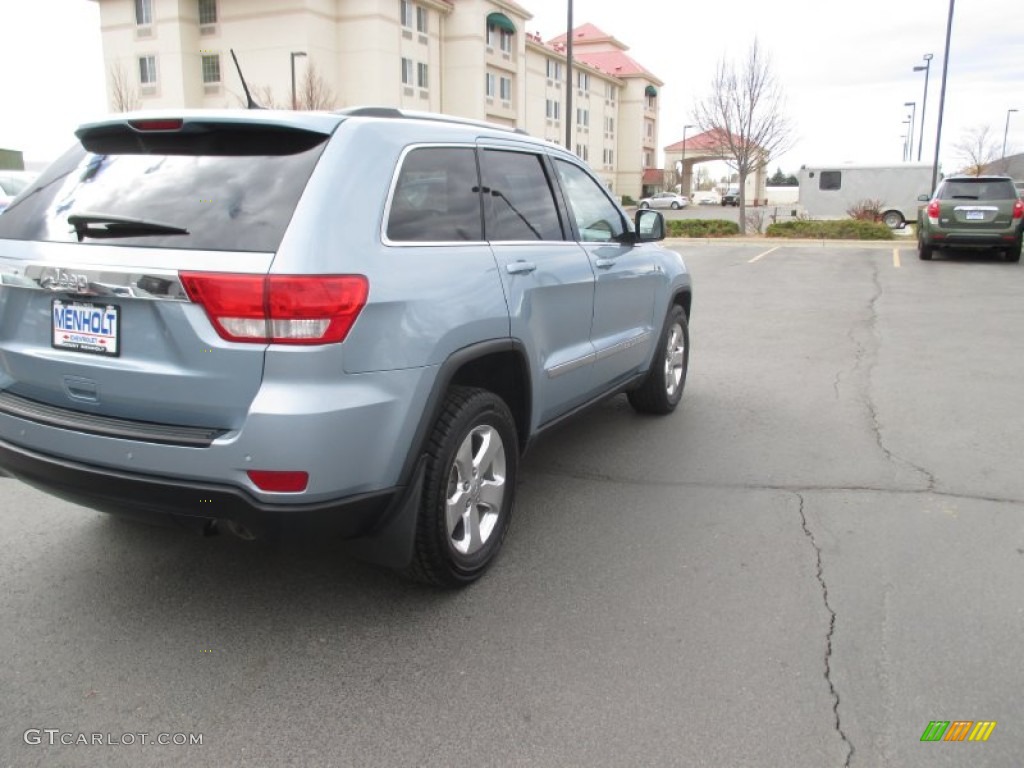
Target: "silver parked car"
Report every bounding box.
[638,192,689,210]
[0,108,693,586]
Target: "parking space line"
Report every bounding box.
[893,248,901,268]
[748,246,780,264]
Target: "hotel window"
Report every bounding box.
[138,55,157,84]
[485,72,496,98]
[546,59,562,81]
[400,0,413,28]
[135,0,152,25]
[401,57,414,86]
[605,116,614,133]
[545,99,561,120]
[576,108,589,127]
[499,29,513,53]
[645,120,654,139]
[499,77,512,102]
[577,71,589,91]
[642,151,652,168]
[417,62,428,89]
[201,54,220,84]
[416,5,428,33]
[198,0,217,24]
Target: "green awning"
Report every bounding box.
[645,85,658,97]
[487,12,516,33]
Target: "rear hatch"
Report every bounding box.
[0,114,336,433]
[936,177,1018,230]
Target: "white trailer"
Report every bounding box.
[797,163,935,229]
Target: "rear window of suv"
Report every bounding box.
[937,179,1017,201]
[0,122,329,252]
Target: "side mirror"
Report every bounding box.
[917,194,930,202]
[634,209,665,242]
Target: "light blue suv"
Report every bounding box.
[0,108,692,586]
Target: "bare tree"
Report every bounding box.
[296,61,336,110]
[953,125,1000,175]
[109,62,139,112]
[693,39,794,233]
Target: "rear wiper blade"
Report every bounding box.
[951,195,979,200]
[68,213,189,241]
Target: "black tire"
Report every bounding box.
[918,236,933,261]
[1006,237,1022,263]
[638,201,650,209]
[670,201,680,210]
[406,386,518,588]
[628,305,689,415]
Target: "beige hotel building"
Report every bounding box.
[88,0,663,200]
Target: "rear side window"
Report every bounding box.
[481,149,564,241]
[0,123,329,252]
[386,147,482,242]
[938,180,1016,201]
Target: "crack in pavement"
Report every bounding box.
[794,491,854,767]
[861,257,939,492]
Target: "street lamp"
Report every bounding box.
[1003,108,1019,160]
[913,53,933,162]
[290,51,307,110]
[679,123,695,196]
[904,101,916,161]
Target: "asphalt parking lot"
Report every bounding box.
[2,241,1022,767]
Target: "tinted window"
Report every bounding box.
[0,126,328,252]
[819,171,841,191]
[938,179,1017,201]
[482,149,563,241]
[386,147,482,242]
[554,159,626,243]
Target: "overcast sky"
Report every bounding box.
[1,0,1021,175]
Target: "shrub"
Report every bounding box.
[846,198,885,222]
[621,195,636,207]
[765,219,894,240]
[666,219,741,238]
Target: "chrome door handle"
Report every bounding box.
[506,261,537,275]
[594,258,615,269]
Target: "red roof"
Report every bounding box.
[578,50,650,79]
[642,169,664,185]
[548,23,622,47]
[664,129,740,152]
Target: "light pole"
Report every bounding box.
[931,0,954,194]
[904,102,916,161]
[679,123,694,196]
[913,53,933,162]
[290,51,307,110]
[1003,108,1018,159]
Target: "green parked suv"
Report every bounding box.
[917,175,1024,262]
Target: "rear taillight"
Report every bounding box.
[1013,200,1024,220]
[179,272,368,344]
[926,200,940,218]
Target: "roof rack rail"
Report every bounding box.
[333,106,530,136]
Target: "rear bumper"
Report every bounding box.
[926,231,1020,249]
[0,435,397,541]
